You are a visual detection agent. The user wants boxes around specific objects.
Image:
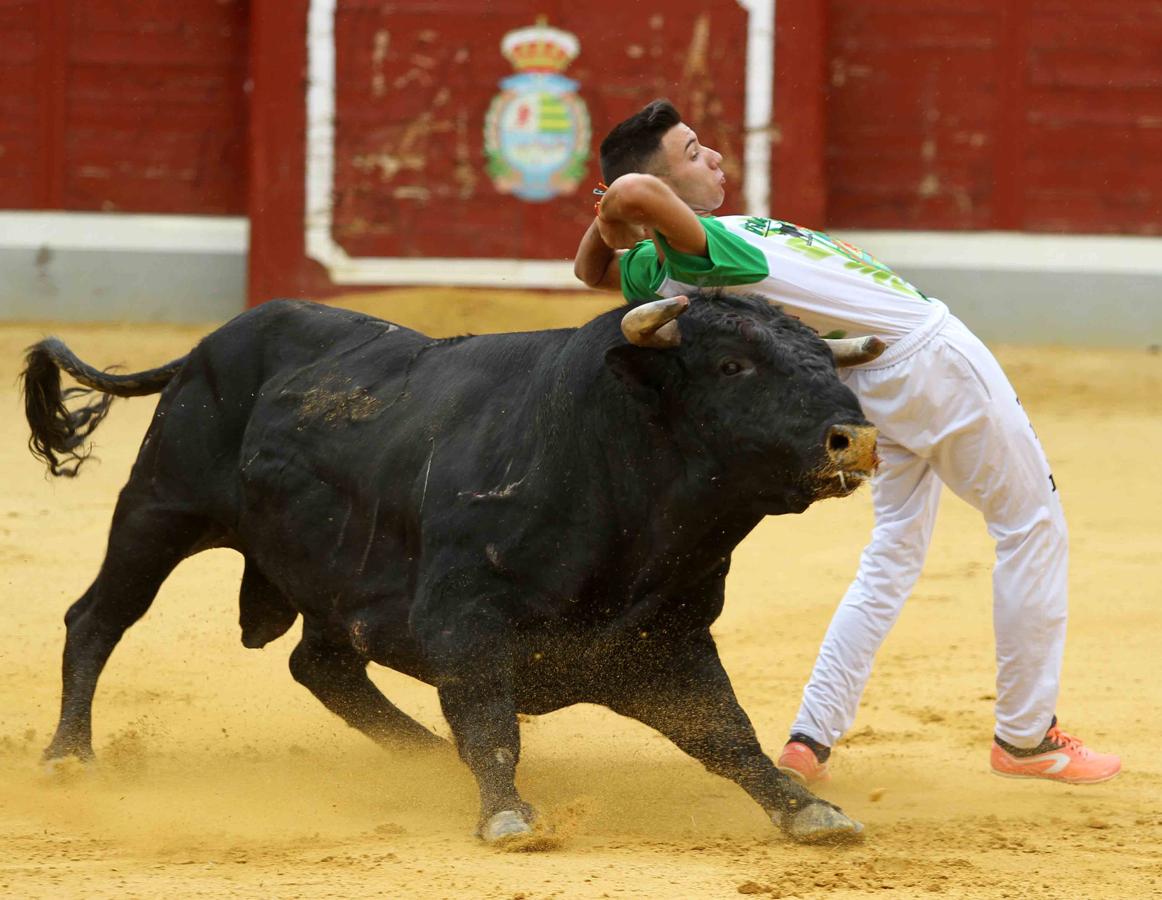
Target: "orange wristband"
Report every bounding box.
[592,182,609,216]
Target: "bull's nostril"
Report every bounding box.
[828,433,850,453]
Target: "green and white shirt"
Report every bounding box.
[620,215,931,341]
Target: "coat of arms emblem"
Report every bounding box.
[484,18,591,202]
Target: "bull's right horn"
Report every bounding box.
[824,335,887,367]
[620,295,690,348]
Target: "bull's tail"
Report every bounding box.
[21,338,188,477]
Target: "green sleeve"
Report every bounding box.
[656,217,769,287]
[619,240,665,301]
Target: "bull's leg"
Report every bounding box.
[289,621,445,750]
[437,668,534,845]
[603,632,864,844]
[44,498,208,763]
[413,583,536,845]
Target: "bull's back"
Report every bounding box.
[133,300,427,523]
[241,322,577,482]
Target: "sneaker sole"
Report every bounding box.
[990,768,1122,785]
[777,764,830,786]
[777,764,807,785]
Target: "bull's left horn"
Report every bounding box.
[825,335,886,367]
[621,295,690,348]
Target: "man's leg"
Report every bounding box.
[922,320,1067,746]
[786,437,942,770]
[921,319,1117,781]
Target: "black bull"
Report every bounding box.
[21,292,880,845]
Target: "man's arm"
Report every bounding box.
[573,218,625,291]
[597,174,708,257]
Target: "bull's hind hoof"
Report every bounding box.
[479,809,535,844]
[781,803,864,844]
[40,754,92,782]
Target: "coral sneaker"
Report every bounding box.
[990,724,1121,784]
[777,741,831,785]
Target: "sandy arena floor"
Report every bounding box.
[1,290,1160,899]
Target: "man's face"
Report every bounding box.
[652,122,726,214]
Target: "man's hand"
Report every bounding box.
[596,216,650,250]
[597,174,708,257]
[574,172,708,292]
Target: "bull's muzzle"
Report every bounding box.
[821,423,879,495]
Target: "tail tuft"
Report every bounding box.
[21,344,115,477]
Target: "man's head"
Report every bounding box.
[599,99,726,214]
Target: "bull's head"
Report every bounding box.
[620,295,887,366]
[607,293,881,514]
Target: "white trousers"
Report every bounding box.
[791,301,1069,750]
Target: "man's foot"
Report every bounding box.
[990,723,1121,785]
[777,740,831,785]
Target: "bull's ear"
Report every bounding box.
[604,345,671,404]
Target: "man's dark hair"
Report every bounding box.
[599,99,682,184]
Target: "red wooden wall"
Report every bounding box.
[4,0,1160,304]
[329,2,746,261]
[820,0,1162,234]
[248,0,750,301]
[0,0,249,214]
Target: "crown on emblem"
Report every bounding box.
[500,16,580,73]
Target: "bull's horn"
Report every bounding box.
[825,335,886,367]
[620,295,690,348]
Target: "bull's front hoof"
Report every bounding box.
[480,809,534,844]
[781,803,865,844]
[476,808,532,845]
[478,809,560,852]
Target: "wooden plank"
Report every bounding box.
[59,0,249,214]
[0,0,35,31]
[69,32,246,66]
[992,0,1031,229]
[0,133,41,208]
[35,0,69,209]
[772,0,828,225]
[826,0,1008,230]
[247,0,328,303]
[0,2,39,208]
[1019,1,1162,233]
[1024,189,1162,235]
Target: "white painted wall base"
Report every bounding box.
[0,212,1158,346]
[0,212,248,323]
[835,230,1162,348]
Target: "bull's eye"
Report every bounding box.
[720,360,744,376]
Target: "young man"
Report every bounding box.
[574,99,1120,786]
